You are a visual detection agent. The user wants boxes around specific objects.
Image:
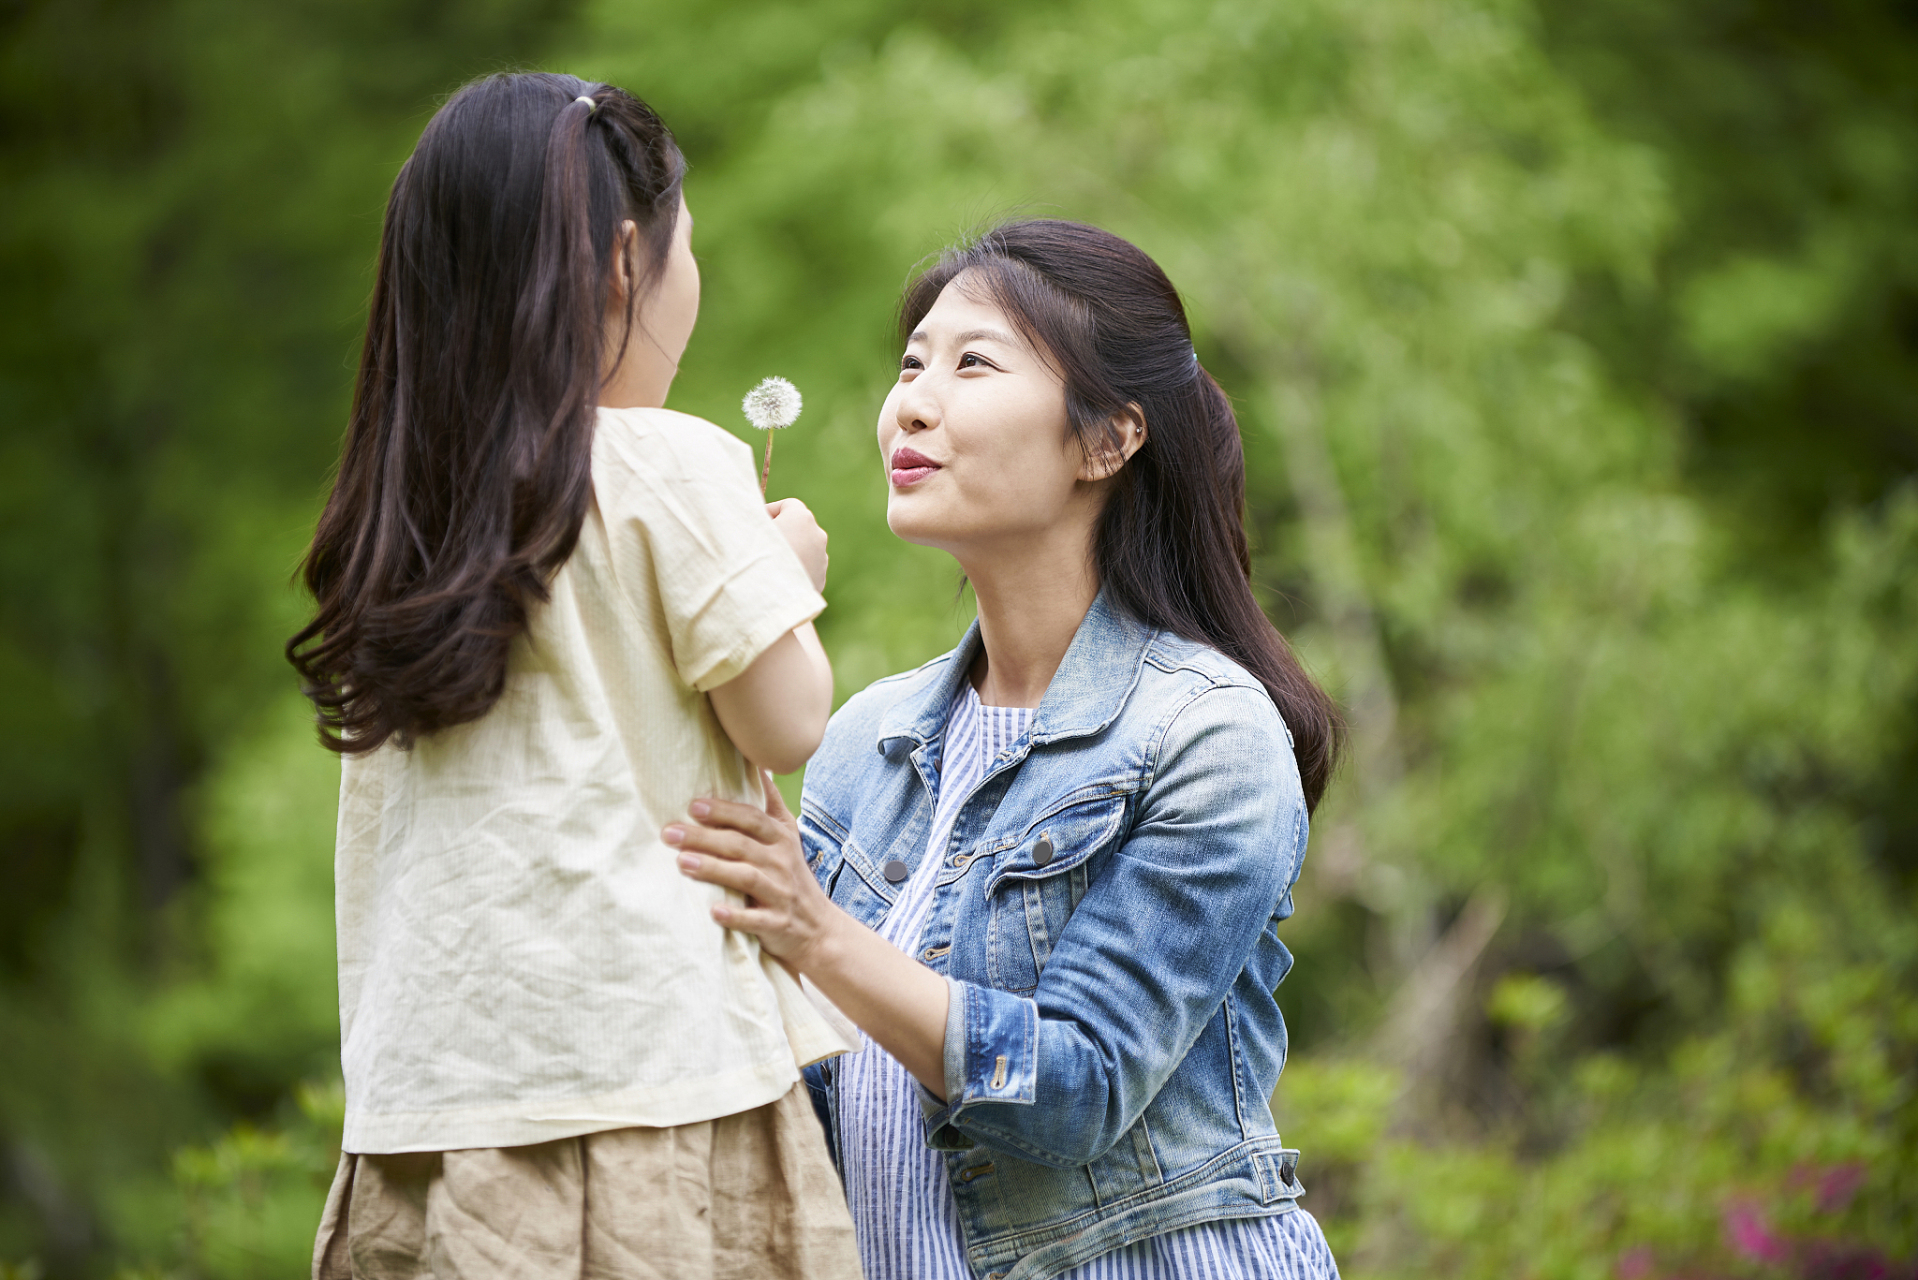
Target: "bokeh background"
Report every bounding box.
[3,0,1916,1275]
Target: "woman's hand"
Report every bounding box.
[665,772,955,1096]
[666,771,839,969]
[767,497,828,593]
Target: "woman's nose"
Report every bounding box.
[894,377,939,435]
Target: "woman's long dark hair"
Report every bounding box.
[288,73,685,753]
[901,220,1344,811]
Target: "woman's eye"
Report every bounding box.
[958,352,988,369]
[899,355,923,374]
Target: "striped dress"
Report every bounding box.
[834,682,1341,1280]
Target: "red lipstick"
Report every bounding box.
[889,446,941,488]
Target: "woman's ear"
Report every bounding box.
[1080,404,1148,482]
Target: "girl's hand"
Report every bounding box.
[766,497,829,593]
[666,770,839,969]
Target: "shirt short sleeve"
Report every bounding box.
[595,407,826,691]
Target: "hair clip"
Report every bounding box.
[575,95,598,114]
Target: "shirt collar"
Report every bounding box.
[875,589,1156,752]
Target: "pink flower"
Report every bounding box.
[1815,1163,1868,1215]
[1616,1245,1657,1279]
[1723,1196,1791,1265]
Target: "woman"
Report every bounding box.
[668,220,1343,1280]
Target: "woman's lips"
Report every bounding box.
[889,447,941,487]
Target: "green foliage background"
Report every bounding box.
[1,0,1913,1275]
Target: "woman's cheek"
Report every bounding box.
[876,390,906,454]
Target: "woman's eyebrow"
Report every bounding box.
[956,327,1018,346]
[907,326,1020,347]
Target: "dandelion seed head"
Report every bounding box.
[742,377,802,430]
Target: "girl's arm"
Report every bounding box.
[707,623,833,775]
[705,497,834,775]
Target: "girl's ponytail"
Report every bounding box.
[288,73,685,753]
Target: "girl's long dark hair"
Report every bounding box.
[288,73,685,753]
[902,220,1344,812]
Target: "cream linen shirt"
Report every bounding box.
[334,406,851,1154]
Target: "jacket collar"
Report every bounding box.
[875,589,1156,752]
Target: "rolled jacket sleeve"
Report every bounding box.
[921,684,1305,1167]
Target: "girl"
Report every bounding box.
[288,72,858,1280]
[670,220,1345,1279]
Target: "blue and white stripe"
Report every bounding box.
[834,682,1340,1280]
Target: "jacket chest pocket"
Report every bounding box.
[983,795,1130,993]
[798,809,845,889]
[802,809,890,930]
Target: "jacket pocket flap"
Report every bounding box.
[985,795,1129,894]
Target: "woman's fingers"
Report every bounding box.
[678,848,770,900]
[687,795,787,845]
[666,788,822,959]
[664,821,763,866]
[711,901,787,934]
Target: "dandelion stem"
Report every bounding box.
[759,431,776,496]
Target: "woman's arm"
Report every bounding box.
[924,686,1301,1165]
[670,683,1305,1160]
[664,772,953,1093]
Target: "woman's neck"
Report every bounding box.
[960,535,1101,709]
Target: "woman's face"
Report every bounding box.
[878,275,1102,560]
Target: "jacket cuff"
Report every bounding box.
[919,978,1038,1149]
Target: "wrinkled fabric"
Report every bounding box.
[333,407,848,1155]
[312,1084,860,1280]
[801,591,1316,1279]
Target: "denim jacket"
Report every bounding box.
[799,592,1310,1280]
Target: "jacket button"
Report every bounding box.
[883,858,910,883]
[1032,836,1054,867]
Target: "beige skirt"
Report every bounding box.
[312,1084,859,1280]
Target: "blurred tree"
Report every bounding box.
[1536,0,1918,892]
[1539,0,1918,541]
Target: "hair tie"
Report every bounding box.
[575,94,598,114]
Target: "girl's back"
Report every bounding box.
[335,405,840,1153]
